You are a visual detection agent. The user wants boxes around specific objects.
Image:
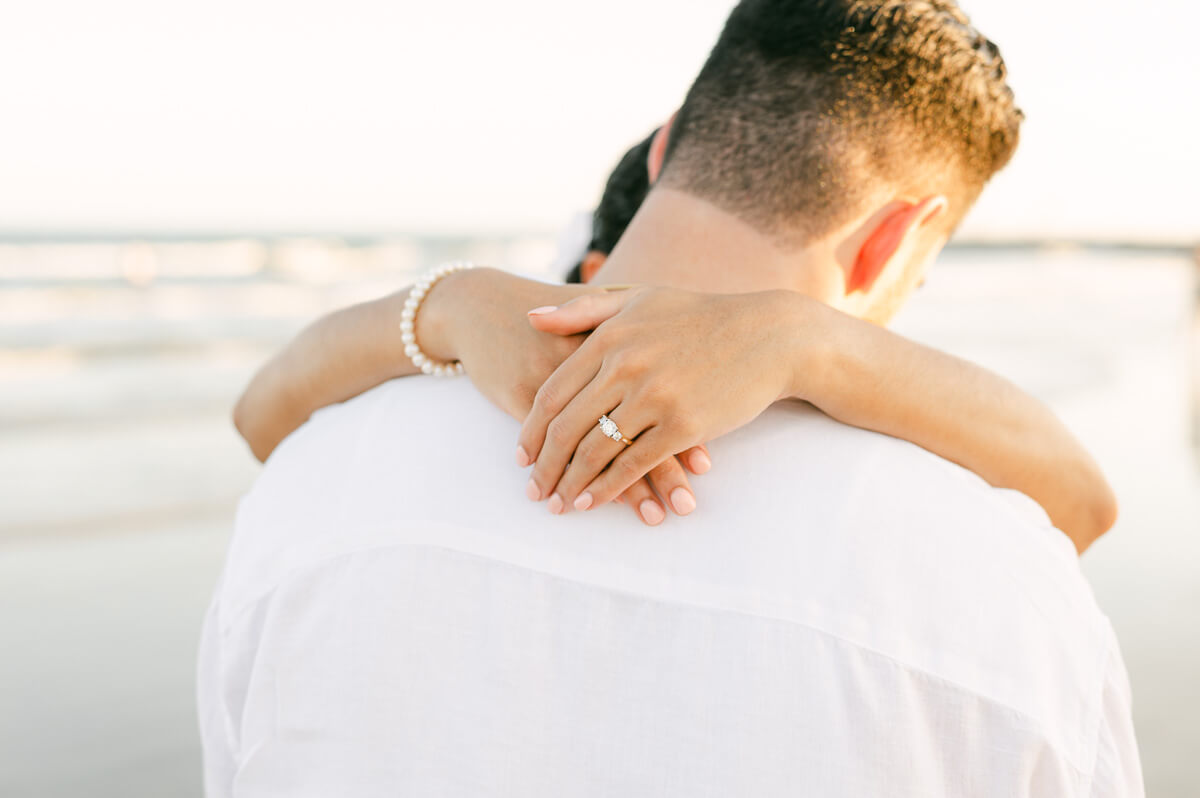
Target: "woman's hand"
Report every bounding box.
[417,268,595,419]
[518,286,819,515]
[421,269,715,524]
[517,281,1118,552]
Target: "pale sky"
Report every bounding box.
[0,0,1195,241]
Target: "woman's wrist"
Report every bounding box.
[408,267,479,364]
[417,268,602,365]
[773,290,838,403]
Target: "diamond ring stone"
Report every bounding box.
[598,415,634,446]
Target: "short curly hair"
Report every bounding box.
[659,0,1023,243]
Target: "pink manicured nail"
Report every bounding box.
[527,305,558,316]
[526,479,540,501]
[639,499,665,526]
[574,492,593,511]
[670,488,696,516]
[690,450,712,474]
[516,446,531,467]
[548,493,564,514]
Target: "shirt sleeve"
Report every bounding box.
[1087,643,1144,798]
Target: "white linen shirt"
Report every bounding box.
[199,378,1142,797]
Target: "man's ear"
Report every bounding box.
[580,251,607,283]
[846,195,947,295]
[647,111,677,184]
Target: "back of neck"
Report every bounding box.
[591,187,836,299]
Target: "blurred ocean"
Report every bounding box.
[0,238,1197,796]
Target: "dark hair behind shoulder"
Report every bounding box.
[566,128,657,283]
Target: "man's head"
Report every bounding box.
[592,0,1022,323]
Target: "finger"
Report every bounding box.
[578,426,683,509]
[553,407,653,512]
[645,457,697,516]
[525,290,636,336]
[528,380,623,506]
[679,445,712,475]
[616,478,667,526]
[517,338,604,469]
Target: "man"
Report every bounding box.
[200,1,1142,795]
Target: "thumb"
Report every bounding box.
[526,289,636,336]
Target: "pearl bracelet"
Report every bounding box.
[400,261,476,377]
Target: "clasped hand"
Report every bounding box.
[515,285,805,523]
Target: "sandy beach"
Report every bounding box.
[1,240,1196,796]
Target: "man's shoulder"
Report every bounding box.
[227,376,1091,630]
[221,377,1118,763]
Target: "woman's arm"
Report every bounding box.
[516,287,1116,553]
[800,295,1118,551]
[232,268,711,525]
[232,289,417,462]
[233,268,592,462]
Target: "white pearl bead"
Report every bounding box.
[401,262,478,377]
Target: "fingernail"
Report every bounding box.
[574,492,593,511]
[527,305,557,316]
[670,488,696,516]
[639,499,665,526]
[515,446,530,467]
[690,450,712,474]
[548,493,564,514]
[526,479,540,501]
